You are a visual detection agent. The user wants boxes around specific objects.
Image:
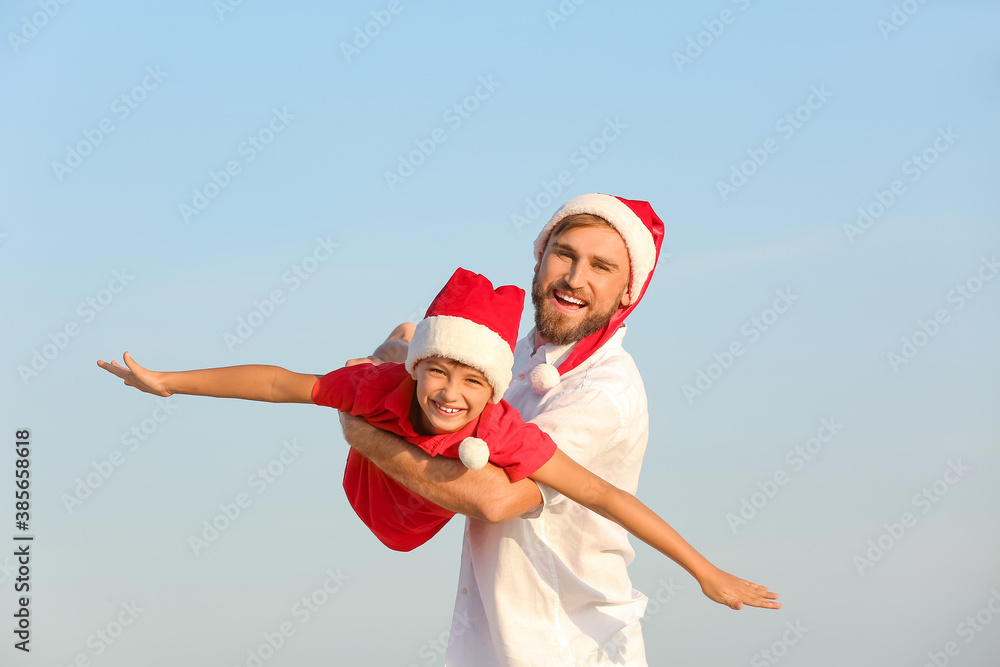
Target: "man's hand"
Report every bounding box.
[696,565,781,610]
[344,356,380,367]
[339,413,542,521]
[97,352,172,396]
[344,322,415,367]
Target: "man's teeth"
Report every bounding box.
[557,291,585,306]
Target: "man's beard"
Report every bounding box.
[531,273,624,346]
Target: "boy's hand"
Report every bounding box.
[97,352,172,396]
[697,565,780,610]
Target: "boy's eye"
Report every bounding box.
[466,378,482,386]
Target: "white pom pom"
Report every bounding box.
[529,363,561,395]
[459,437,490,470]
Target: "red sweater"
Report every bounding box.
[312,363,556,551]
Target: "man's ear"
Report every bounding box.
[619,280,632,308]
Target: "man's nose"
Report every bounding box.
[564,260,586,289]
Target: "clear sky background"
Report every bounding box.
[2,1,999,665]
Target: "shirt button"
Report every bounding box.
[518,373,525,380]
[461,587,468,595]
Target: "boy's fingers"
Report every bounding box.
[98,360,129,379]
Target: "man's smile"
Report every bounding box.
[552,288,589,311]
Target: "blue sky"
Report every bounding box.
[2,1,999,665]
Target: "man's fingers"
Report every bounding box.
[746,582,779,600]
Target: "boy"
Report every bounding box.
[98,268,780,612]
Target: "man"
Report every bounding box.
[341,193,665,665]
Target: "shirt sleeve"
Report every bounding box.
[523,383,633,516]
[311,364,368,411]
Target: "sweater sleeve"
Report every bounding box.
[311,364,366,410]
[481,401,558,482]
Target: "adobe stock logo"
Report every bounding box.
[51,66,169,182]
[383,76,501,192]
[725,416,844,534]
[178,107,294,223]
[852,459,970,576]
[682,288,798,404]
[886,255,997,372]
[339,0,412,62]
[8,0,73,54]
[18,269,135,385]
[843,127,958,244]
[716,85,833,202]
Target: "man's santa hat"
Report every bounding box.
[529,193,665,394]
[405,268,525,469]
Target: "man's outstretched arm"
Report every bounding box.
[339,413,542,522]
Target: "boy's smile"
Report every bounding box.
[413,356,493,435]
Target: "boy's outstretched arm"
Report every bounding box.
[530,450,781,611]
[340,413,543,521]
[97,351,320,403]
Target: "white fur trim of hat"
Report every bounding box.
[405,315,514,403]
[459,437,490,469]
[533,193,657,303]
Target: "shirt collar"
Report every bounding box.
[519,323,628,372]
[521,327,575,368]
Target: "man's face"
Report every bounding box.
[532,224,631,346]
[413,356,493,435]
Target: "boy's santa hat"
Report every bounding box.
[529,193,665,394]
[405,268,524,470]
[405,268,524,405]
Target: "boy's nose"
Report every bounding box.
[439,381,461,403]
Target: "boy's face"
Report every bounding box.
[413,356,493,435]
[532,224,631,346]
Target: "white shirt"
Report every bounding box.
[445,324,650,667]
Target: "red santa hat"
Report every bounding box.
[529,193,665,394]
[405,268,524,405]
